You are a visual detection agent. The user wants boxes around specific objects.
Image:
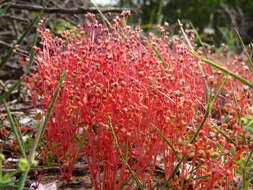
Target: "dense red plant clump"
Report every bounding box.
[25,14,252,189]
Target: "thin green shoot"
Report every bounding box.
[0,81,21,105]
[178,19,210,101]
[189,22,209,50]
[161,157,184,189]
[215,127,236,145]
[242,149,253,190]
[4,100,26,158]
[190,76,227,143]
[160,75,226,188]
[182,164,201,189]
[0,16,39,70]
[191,51,253,89]
[152,45,167,68]
[0,185,25,189]
[18,71,66,190]
[156,0,164,24]
[108,117,144,190]
[0,3,12,16]
[234,28,253,71]
[123,138,129,162]
[27,33,39,73]
[152,125,181,160]
[91,1,112,28]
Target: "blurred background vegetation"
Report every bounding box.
[1,0,253,59]
[119,0,253,49]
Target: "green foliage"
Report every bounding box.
[18,159,29,172]
[234,151,253,190]
[0,71,66,189]
[120,0,253,45]
[241,115,253,141]
[48,18,77,33]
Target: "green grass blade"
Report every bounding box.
[152,46,167,68]
[156,0,164,24]
[119,176,132,190]
[211,76,228,106]
[215,127,235,145]
[189,22,209,49]
[246,149,253,167]
[204,82,211,104]
[191,77,227,143]
[182,164,201,189]
[154,61,226,188]
[190,99,211,144]
[123,138,129,161]
[0,184,19,189]
[152,125,180,160]
[161,157,184,189]
[0,3,11,16]
[27,33,39,72]
[108,117,144,190]
[234,29,253,71]
[0,81,21,105]
[30,70,66,162]
[191,51,253,89]
[4,101,26,158]
[148,7,156,25]
[91,1,112,28]
[178,20,210,101]
[0,16,39,70]
[18,71,66,190]
[16,17,40,46]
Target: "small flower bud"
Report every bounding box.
[19,158,29,171]
[0,153,5,160]
[31,160,38,167]
[211,152,220,159]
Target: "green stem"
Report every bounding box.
[0,16,39,70]
[108,117,144,190]
[191,51,253,89]
[242,149,253,190]
[0,184,28,189]
[0,81,21,105]
[18,71,66,190]
[215,127,235,145]
[161,157,185,189]
[91,1,112,28]
[245,149,253,166]
[0,159,2,177]
[156,0,163,24]
[190,102,211,144]
[191,76,227,143]
[27,33,39,73]
[152,125,181,160]
[4,101,26,158]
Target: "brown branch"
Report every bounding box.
[0,40,28,55]
[9,3,138,14]
[0,14,29,22]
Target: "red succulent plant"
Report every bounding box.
[25,13,252,189]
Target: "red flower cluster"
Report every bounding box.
[26,14,252,189]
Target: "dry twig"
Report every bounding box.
[8,3,138,14]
